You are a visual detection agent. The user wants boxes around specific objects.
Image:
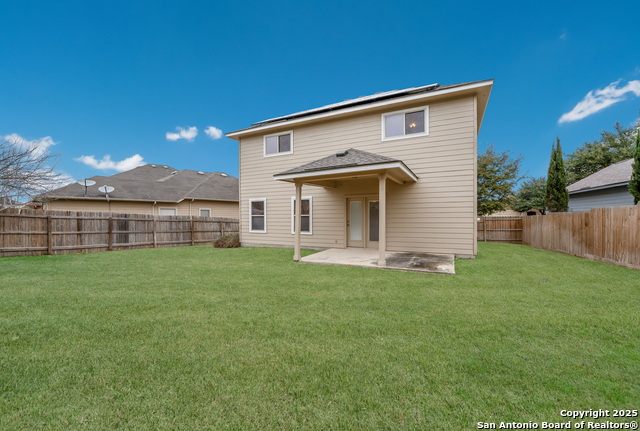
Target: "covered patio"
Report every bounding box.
[274,148,419,267]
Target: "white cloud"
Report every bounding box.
[204,126,223,140]
[559,80,640,123]
[3,133,57,157]
[166,126,198,142]
[75,154,145,172]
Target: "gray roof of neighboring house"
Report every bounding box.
[567,158,633,193]
[275,148,401,176]
[40,164,239,202]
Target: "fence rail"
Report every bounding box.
[522,206,640,270]
[0,208,239,257]
[477,216,523,243]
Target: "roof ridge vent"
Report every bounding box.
[197,171,205,175]
[336,150,349,157]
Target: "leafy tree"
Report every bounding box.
[566,121,636,184]
[512,177,546,214]
[0,137,65,207]
[545,138,569,212]
[477,145,523,216]
[629,130,640,204]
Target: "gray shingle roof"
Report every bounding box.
[40,164,238,202]
[276,149,400,176]
[567,158,633,193]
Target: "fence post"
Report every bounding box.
[152,217,157,248]
[191,218,195,246]
[220,220,224,237]
[107,217,113,251]
[483,218,487,242]
[47,214,53,255]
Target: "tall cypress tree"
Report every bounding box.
[546,138,569,212]
[628,130,640,205]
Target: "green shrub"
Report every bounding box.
[213,233,240,248]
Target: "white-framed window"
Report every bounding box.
[381,106,428,141]
[264,131,293,157]
[199,208,211,217]
[249,198,267,233]
[158,207,177,216]
[291,196,312,235]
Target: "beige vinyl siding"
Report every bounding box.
[201,201,239,218]
[239,95,477,256]
[45,199,238,218]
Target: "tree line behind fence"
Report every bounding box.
[0,208,239,257]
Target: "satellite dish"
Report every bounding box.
[98,185,115,198]
[77,179,96,196]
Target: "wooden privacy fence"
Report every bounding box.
[522,206,640,270]
[477,216,523,243]
[0,208,239,258]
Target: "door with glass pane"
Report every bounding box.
[367,200,379,248]
[347,197,379,248]
[347,198,364,247]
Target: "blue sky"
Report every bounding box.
[2,0,640,185]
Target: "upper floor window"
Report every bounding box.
[264,131,293,157]
[382,106,428,140]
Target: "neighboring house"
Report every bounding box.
[227,80,493,263]
[489,209,543,216]
[0,197,24,210]
[567,158,633,212]
[488,209,526,217]
[38,164,239,218]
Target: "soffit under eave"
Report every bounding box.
[274,165,418,188]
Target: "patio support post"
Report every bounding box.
[378,173,386,266]
[294,180,302,261]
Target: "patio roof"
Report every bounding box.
[273,148,418,187]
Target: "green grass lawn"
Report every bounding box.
[1,243,639,430]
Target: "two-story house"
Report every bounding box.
[227,80,493,265]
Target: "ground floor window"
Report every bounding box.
[199,208,211,217]
[158,208,177,216]
[249,199,266,233]
[291,196,312,234]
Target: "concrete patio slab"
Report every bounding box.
[300,248,455,274]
